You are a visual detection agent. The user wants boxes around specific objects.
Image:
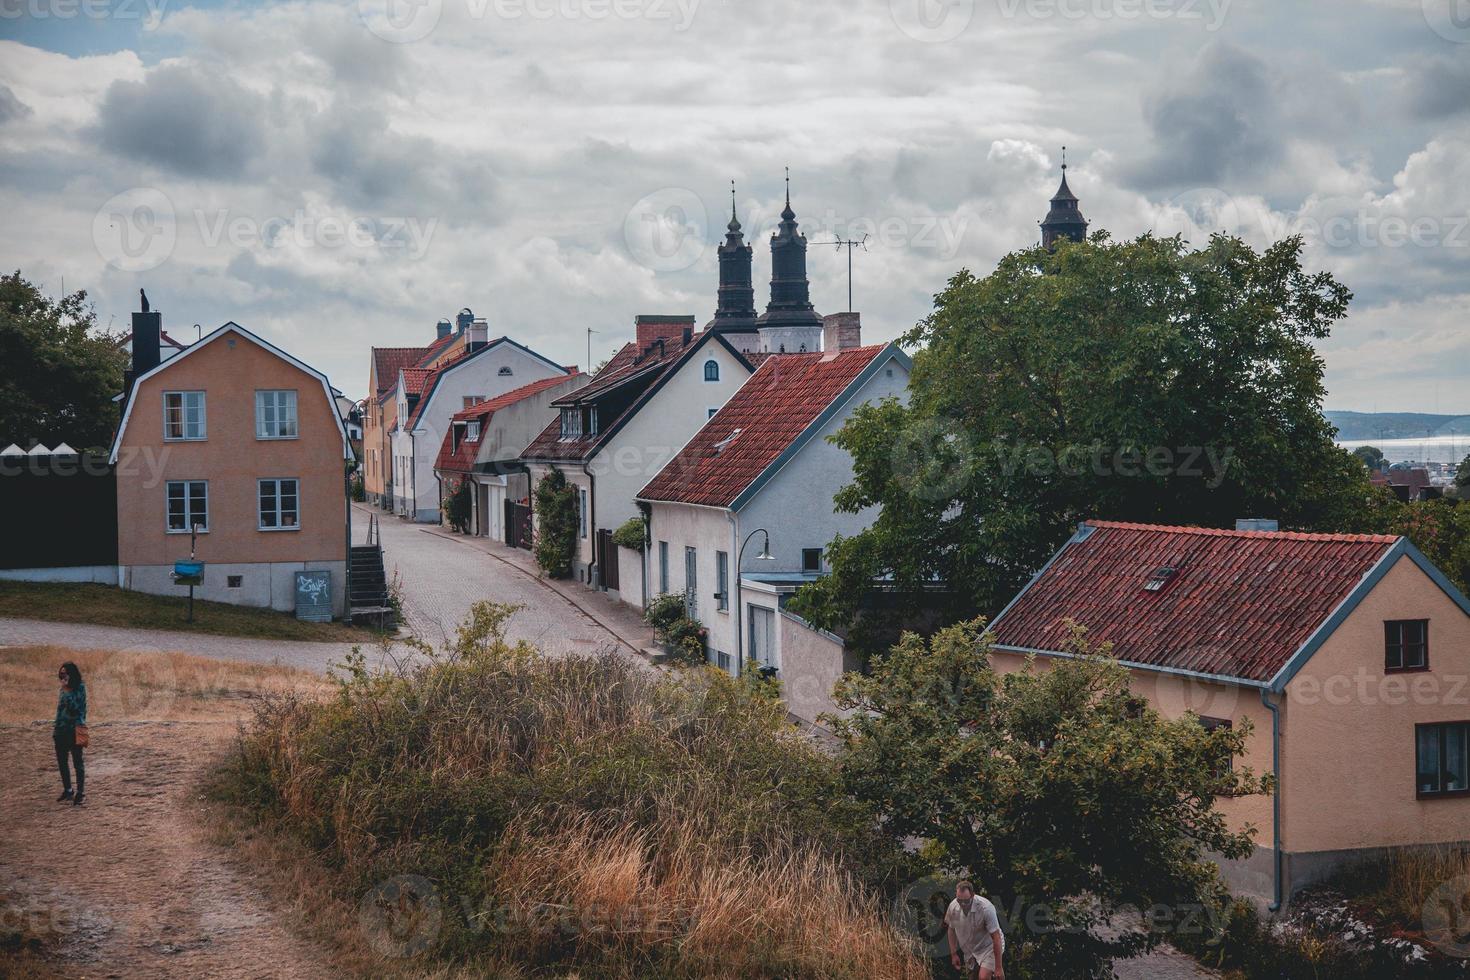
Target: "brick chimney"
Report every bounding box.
[467,317,489,351]
[822,312,861,352]
[635,314,695,352]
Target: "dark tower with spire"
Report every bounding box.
[756,169,824,353]
[707,181,760,349]
[1040,147,1088,248]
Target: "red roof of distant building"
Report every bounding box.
[400,368,433,397]
[373,346,430,397]
[988,521,1401,684]
[638,344,892,508]
[435,373,584,474]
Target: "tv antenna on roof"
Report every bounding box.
[816,235,869,313]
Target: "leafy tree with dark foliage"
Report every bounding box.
[0,272,126,451]
[835,620,1270,978]
[444,477,473,533]
[790,234,1376,639]
[533,467,579,578]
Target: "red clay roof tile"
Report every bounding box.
[988,520,1401,684]
[637,345,889,508]
[435,373,583,474]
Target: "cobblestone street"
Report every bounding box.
[355,504,653,659]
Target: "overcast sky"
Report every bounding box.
[1,0,1467,412]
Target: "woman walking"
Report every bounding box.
[54,661,87,806]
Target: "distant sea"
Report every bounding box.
[1334,435,1469,466]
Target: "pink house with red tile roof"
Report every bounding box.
[988,520,1470,906]
[635,342,911,700]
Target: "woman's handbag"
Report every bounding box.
[73,724,89,748]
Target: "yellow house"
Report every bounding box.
[988,520,1470,907]
[111,319,354,617]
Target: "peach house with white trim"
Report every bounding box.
[111,319,354,617]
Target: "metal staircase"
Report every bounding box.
[350,514,395,629]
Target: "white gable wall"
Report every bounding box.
[584,340,750,564]
[397,343,565,521]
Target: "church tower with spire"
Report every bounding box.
[1040,147,1088,248]
[755,170,824,354]
[706,181,761,353]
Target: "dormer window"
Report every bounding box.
[703,359,720,382]
[466,421,481,442]
[559,407,583,441]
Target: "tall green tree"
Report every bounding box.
[836,621,1269,977]
[1352,445,1385,472]
[0,272,126,451]
[791,234,1377,637]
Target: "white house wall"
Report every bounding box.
[398,343,565,521]
[735,352,909,573]
[587,341,750,541]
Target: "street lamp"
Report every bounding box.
[733,528,776,676]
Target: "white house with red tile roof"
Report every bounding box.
[987,519,1470,906]
[388,327,569,522]
[519,315,756,587]
[636,341,911,703]
[433,372,588,541]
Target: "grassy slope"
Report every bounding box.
[0,581,369,642]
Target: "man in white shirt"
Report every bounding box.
[945,879,1005,979]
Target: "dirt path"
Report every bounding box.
[0,651,336,979]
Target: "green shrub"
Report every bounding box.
[211,603,920,977]
[443,477,473,533]
[643,592,707,664]
[533,468,578,578]
[611,515,646,551]
[350,473,366,502]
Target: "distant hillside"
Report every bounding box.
[1325,411,1470,441]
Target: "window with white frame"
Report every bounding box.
[166,480,208,532]
[163,391,206,441]
[466,421,481,441]
[716,551,729,611]
[258,478,300,530]
[578,488,588,538]
[255,390,299,439]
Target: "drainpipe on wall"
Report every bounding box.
[728,512,741,678]
[581,461,596,587]
[1260,688,1284,911]
[637,500,652,610]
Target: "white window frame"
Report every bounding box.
[258,477,301,532]
[165,480,208,533]
[578,488,588,539]
[466,420,481,442]
[716,550,729,612]
[255,389,299,440]
[162,391,206,441]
